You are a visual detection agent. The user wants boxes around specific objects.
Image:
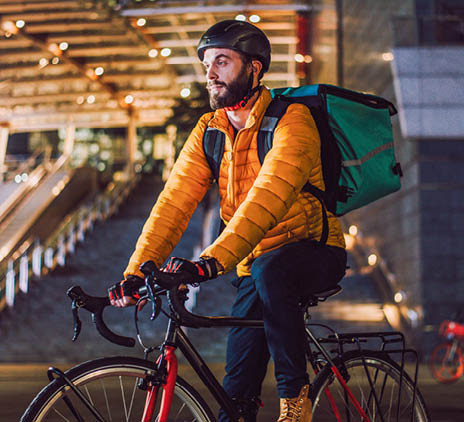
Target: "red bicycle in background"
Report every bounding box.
[429,316,464,383]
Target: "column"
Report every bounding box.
[0,123,9,182]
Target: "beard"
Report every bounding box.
[207,63,250,110]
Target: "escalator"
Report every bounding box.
[0,157,100,264]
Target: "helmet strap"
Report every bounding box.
[224,71,260,111]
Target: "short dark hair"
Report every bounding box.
[239,52,265,81]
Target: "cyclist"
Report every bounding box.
[109,20,346,422]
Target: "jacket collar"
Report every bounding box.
[208,87,272,133]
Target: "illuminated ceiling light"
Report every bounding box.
[87,95,95,104]
[160,48,171,57]
[368,254,377,266]
[249,14,260,23]
[76,96,84,105]
[21,172,28,182]
[14,174,22,183]
[137,18,146,26]
[15,20,25,29]
[95,66,104,76]
[235,14,246,21]
[85,68,98,80]
[48,43,61,56]
[180,88,191,98]
[294,54,305,63]
[304,55,313,63]
[39,57,49,68]
[52,57,60,65]
[1,21,18,34]
[394,291,405,304]
[382,52,394,62]
[59,41,69,51]
[124,94,134,104]
[148,48,158,58]
[348,225,358,236]
[343,233,354,251]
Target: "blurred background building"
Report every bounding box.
[0,0,463,361]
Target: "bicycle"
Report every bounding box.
[429,317,464,384]
[21,261,430,421]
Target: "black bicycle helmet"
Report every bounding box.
[197,20,271,73]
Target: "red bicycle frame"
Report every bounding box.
[142,345,178,422]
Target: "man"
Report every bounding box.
[109,20,346,422]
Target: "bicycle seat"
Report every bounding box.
[300,285,342,309]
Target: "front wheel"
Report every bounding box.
[429,341,464,383]
[21,356,215,422]
[310,350,430,422]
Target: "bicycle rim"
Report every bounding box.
[311,350,430,422]
[429,342,464,383]
[21,356,214,422]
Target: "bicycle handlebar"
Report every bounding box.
[67,285,136,348]
[66,261,263,347]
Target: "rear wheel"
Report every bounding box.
[21,356,215,422]
[311,350,430,422]
[429,341,464,384]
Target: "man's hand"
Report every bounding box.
[108,275,145,308]
[162,256,219,282]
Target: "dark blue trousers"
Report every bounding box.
[218,239,346,422]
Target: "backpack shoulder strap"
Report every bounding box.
[257,97,290,163]
[202,125,225,182]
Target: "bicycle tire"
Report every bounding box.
[20,356,215,422]
[310,350,430,422]
[429,341,464,384]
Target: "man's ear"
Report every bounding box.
[251,59,263,78]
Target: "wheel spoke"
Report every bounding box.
[52,407,73,422]
[22,358,213,422]
[101,379,112,422]
[118,375,129,422]
[311,353,429,422]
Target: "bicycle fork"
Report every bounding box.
[142,345,178,422]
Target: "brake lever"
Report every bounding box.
[144,275,162,321]
[71,298,82,342]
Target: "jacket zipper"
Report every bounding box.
[227,132,236,208]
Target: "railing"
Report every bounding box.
[392,15,464,47]
[0,170,140,311]
[1,147,50,183]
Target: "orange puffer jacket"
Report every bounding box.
[124,88,345,278]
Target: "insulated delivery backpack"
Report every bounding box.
[203,84,402,243]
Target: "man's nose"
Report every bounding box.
[206,66,217,81]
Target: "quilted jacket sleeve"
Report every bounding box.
[201,103,320,273]
[124,113,214,278]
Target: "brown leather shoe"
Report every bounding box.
[277,384,312,422]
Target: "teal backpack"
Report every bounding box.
[202,84,402,243]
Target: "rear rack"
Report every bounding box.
[306,325,420,422]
